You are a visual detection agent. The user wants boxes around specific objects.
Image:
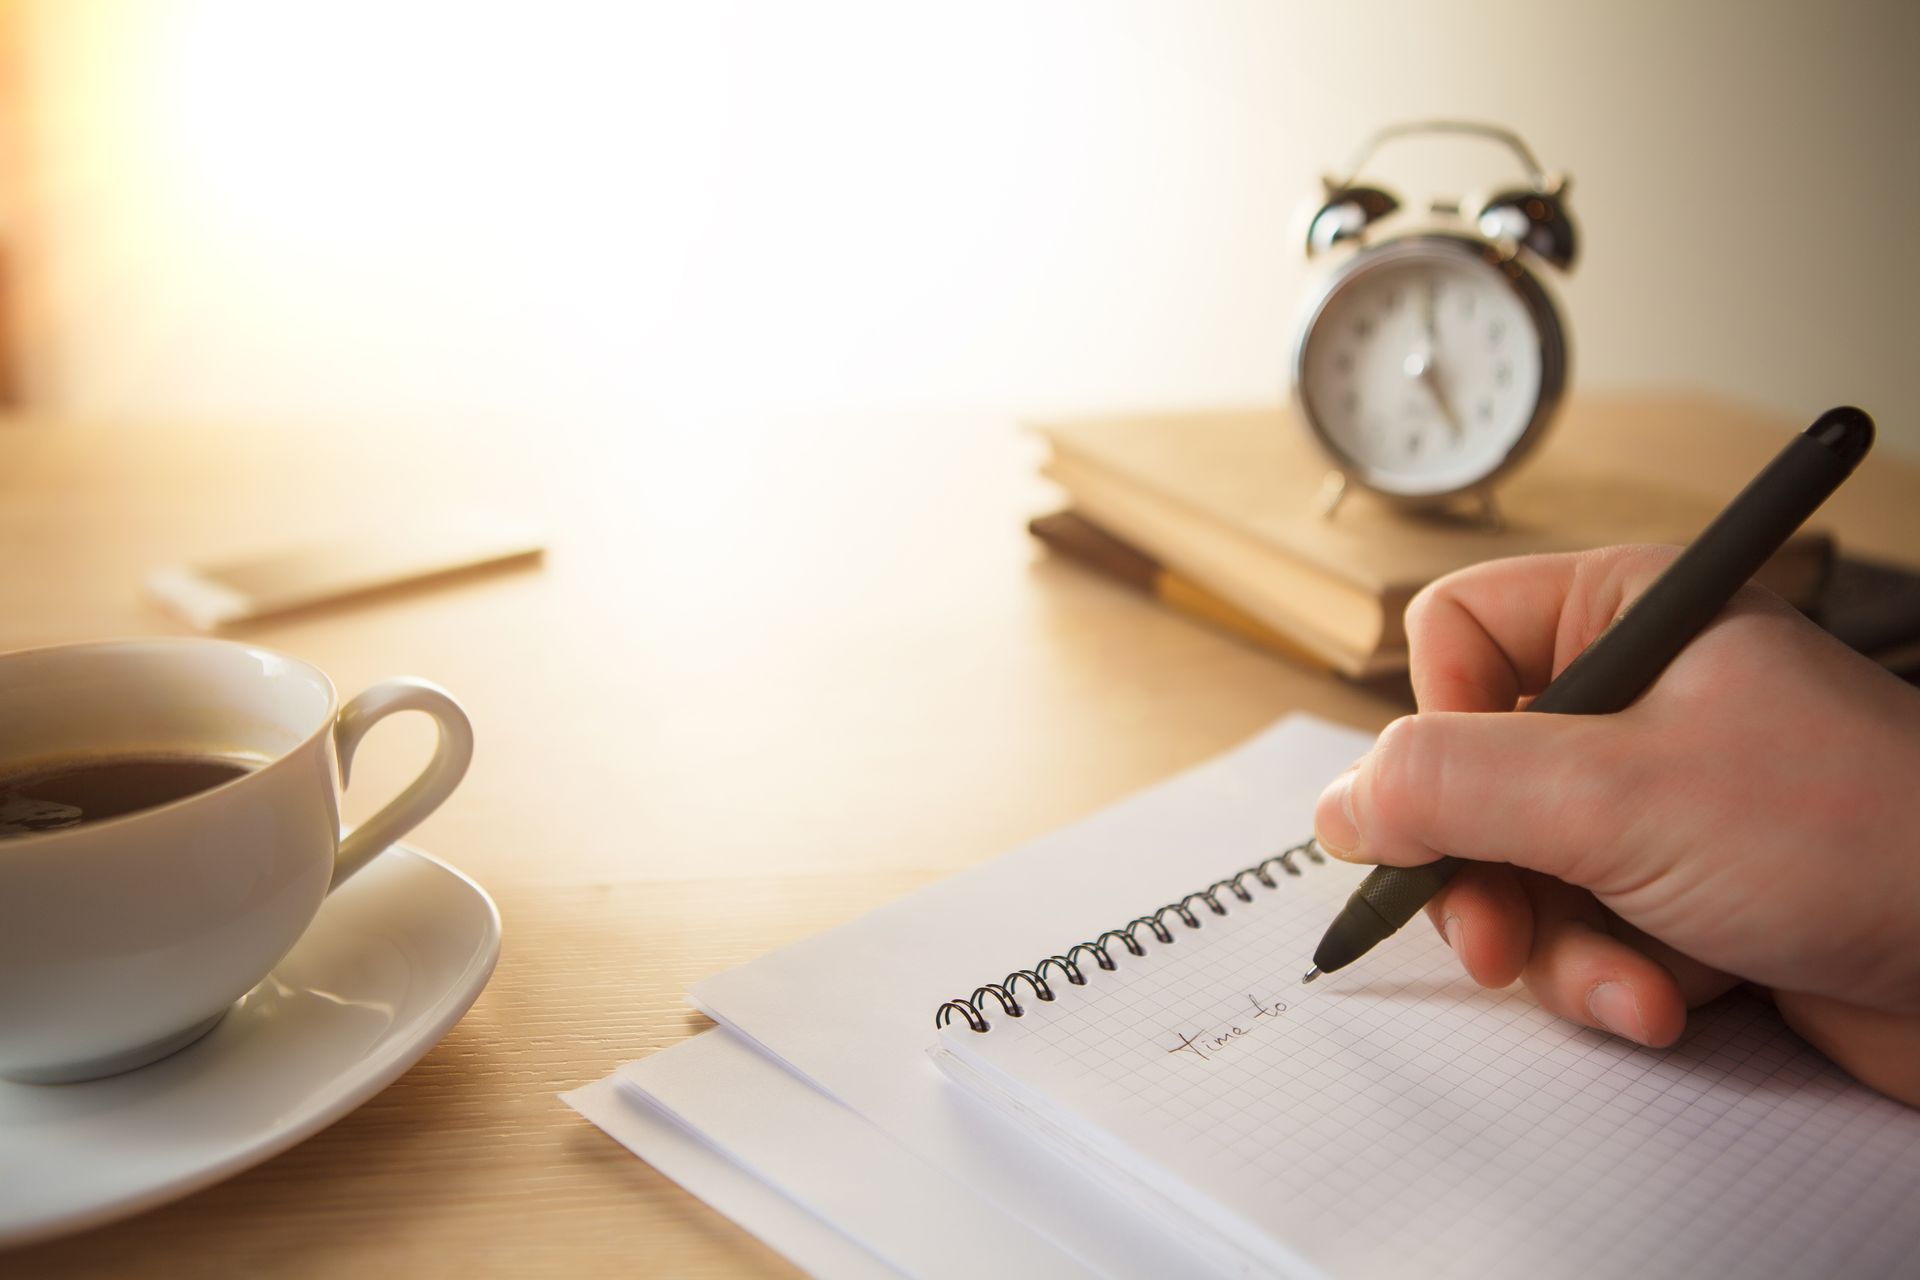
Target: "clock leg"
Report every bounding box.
[1316,471,1348,520]
[1475,489,1504,533]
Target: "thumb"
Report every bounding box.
[1314,712,1646,889]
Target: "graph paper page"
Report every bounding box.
[937,858,1920,1280]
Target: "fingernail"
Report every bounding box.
[1587,981,1647,1044]
[1315,771,1360,858]
[1443,914,1466,964]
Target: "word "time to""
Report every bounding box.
[1166,993,1290,1064]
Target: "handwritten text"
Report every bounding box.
[1165,993,1290,1064]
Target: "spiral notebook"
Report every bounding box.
[928,841,1920,1279]
[689,716,1920,1279]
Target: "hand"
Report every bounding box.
[1312,546,1920,1104]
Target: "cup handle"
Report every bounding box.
[330,677,474,891]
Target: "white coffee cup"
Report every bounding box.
[0,639,473,1084]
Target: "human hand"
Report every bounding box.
[1313,546,1920,1104]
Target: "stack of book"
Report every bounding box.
[1027,401,1836,679]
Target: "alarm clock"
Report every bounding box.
[1291,120,1577,522]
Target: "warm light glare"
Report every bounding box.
[16,0,1916,450]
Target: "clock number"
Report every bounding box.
[1494,360,1512,388]
[1334,351,1353,374]
[1354,318,1374,340]
[1487,319,1506,345]
[1477,399,1494,424]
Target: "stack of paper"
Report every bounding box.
[565,716,1920,1277]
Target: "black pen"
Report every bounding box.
[1303,406,1876,983]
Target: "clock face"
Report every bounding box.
[1296,238,1559,498]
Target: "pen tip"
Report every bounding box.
[1301,967,1321,985]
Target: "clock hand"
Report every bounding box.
[1402,349,1465,441]
[1421,366,1465,441]
[1420,280,1459,441]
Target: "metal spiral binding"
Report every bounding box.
[933,837,1324,1033]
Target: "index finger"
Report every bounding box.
[1405,546,1682,714]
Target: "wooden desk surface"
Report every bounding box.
[2,394,1914,1276]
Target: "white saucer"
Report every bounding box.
[0,844,501,1248]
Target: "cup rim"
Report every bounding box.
[0,637,340,850]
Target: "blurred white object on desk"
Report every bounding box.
[147,516,545,630]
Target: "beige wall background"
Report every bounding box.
[9,0,1917,453]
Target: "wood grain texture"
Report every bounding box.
[1,395,1914,1276]
[6,875,928,1277]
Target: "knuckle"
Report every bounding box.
[1403,580,1444,637]
[1412,558,1505,618]
[1366,714,1436,842]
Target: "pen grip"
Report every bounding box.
[1310,409,1873,979]
[1312,858,1462,973]
[1339,411,1871,953]
[1352,858,1460,926]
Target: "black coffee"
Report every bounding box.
[0,755,255,839]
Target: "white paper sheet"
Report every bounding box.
[600,1028,1095,1278]
[691,715,1377,1278]
[562,1071,900,1280]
